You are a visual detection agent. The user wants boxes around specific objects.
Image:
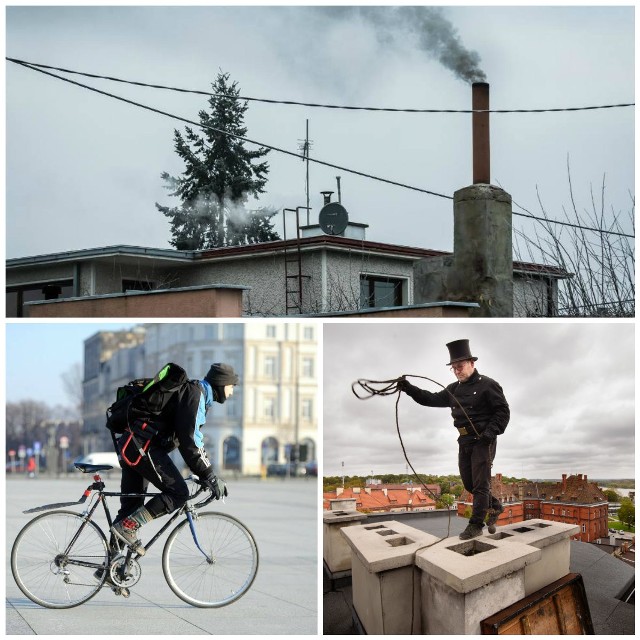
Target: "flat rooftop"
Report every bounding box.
[323,510,634,635]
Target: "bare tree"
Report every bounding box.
[61,362,83,418]
[512,164,634,317]
[6,400,51,451]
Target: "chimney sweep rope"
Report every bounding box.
[351,374,481,542]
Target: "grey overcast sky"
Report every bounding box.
[323,322,635,480]
[6,5,634,259]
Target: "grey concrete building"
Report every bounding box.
[7,232,566,318]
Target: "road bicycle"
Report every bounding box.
[11,461,259,609]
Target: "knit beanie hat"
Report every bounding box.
[205,363,239,387]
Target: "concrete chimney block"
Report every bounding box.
[416,535,541,635]
[451,186,513,317]
[340,520,440,634]
[322,506,367,576]
[486,518,579,595]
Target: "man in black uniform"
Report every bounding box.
[397,340,509,540]
[111,363,238,554]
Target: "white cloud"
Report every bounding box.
[323,321,635,479]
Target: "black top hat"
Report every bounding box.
[446,339,478,366]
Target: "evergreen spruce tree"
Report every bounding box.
[156,71,280,250]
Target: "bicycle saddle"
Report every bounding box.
[74,462,116,473]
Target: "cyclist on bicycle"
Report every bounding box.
[111,363,238,555]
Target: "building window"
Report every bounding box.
[582,524,586,533]
[302,398,313,420]
[264,356,277,379]
[202,351,214,371]
[302,357,314,378]
[300,438,315,463]
[266,325,277,338]
[223,436,241,471]
[360,275,404,308]
[264,397,276,420]
[7,280,74,317]
[261,437,279,465]
[303,326,314,340]
[122,279,155,292]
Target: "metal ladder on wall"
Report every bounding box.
[282,207,310,315]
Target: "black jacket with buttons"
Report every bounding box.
[401,369,510,444]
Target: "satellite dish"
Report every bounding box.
[319,202,349,235]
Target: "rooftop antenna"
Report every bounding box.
[297,120,312,225]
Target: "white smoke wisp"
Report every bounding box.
[324,6,487,84]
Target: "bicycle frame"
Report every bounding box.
[14,465,258,609]
[33,469,213,574]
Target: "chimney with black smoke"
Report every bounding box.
[472,82,490,184]
[322,7,514,316]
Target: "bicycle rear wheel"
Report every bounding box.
[11,510,109,609]
[162,512,258,607]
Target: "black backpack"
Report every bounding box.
[106,362,189,436]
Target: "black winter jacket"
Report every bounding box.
[402,369,510,444]
[150,379,215,478]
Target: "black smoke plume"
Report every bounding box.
[324,6,486,84]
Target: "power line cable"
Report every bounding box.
[8,58,635,240]
[512,207,634,239]
[6,57,635,114]
[8,58,452,200]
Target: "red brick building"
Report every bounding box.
[458,473,608,542]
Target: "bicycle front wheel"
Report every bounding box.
[11,510,109,609]
[163,512,259,608]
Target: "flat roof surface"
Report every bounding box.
[323,510,634,635]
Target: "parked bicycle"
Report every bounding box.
[11,462,259,609]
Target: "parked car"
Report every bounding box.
[305,460,318,477]
[266,462,306,478]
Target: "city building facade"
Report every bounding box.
[457,473,609,542]
[82,322,318,476]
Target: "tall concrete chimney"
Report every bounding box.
[413,81,514,317]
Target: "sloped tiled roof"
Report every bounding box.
[323,486,436,512]
[461,474,608,505]
[546,475,607,504]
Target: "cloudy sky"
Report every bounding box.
[323,322,635,480]
[6,5,634,259]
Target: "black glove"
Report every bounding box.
[202,469,228,500]
[479,430,496,443]
[396,377,411,393]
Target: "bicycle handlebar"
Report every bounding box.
[187,476,219,509]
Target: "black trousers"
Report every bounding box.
[458,439,501,527]
[116,437,190,523]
